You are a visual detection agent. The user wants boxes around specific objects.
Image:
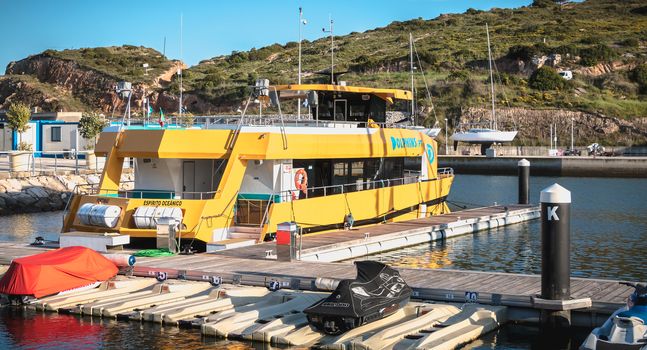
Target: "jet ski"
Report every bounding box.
[303,261,412,335]
[580,282,647,350]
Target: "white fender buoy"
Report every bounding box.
[102,254,136,267]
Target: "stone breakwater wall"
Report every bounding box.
[0,173,133,215]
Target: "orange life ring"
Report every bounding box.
[294,169,308,196]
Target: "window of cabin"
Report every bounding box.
[332,162,348,185]
[51,127,62,142]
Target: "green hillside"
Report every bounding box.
[42,45,174,83]
[178,0,647,122]
[2,0,646,127]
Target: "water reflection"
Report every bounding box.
[0,212,62,243]
[0,307,252,350]
[466,324,591,350]
[0,175,646,349]
[353,175,647,281]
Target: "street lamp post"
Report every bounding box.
[322,15,334,84]
[298,7,307,120]
[570,117,574,151]
[445,118,448,155]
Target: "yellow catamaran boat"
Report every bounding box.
[62,81,454,251]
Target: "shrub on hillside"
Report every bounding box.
[579,44,616,66]
[507,45,541,61]
[630,6,647,15]
[462,79,485,97]
[554,45,580,57]
[594,73,638,96]
[620,38,639,47]
[529,66,564,90]
[531,0,555,8]
[447,70,469,81]
[629,64,647,94]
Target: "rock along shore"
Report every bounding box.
[0,172,133,215]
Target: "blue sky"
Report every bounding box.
[0,0,532,71]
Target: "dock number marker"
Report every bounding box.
[465,291,479,303]
[547,206,559,221]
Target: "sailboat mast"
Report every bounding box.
[410,33,415,124]
[486,23,496,130]
[179,13,183,120]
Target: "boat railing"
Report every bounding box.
[277,175,421,202]
[120,115,425,130]
[71,181,219,200]
[438,167,454,178]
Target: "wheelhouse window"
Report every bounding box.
[310,92,386,123]
[51,127,62,142]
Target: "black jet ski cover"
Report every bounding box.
[303,261,412,335]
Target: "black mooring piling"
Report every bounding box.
[540,183,572,327]
[518,159,530,205]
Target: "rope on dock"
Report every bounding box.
[133,249,175,257]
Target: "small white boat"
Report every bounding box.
[451,128,517,143]
[406,126,441,138]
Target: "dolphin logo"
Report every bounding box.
[425,144,435,165]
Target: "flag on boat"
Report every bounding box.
[147,104,153,118]
[159,108,165,127]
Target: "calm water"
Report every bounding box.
[1,175,646,349]
[355,175,647,281]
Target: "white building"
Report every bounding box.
[0,111,90,155]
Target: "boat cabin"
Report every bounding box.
[272,84,413,125]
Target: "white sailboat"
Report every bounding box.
[451,24,517,152]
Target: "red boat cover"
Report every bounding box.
[0,246,118,298]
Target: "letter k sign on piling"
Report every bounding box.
[547,206,559,221]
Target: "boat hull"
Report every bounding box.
[451,130,517,143]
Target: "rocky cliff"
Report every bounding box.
[2,52,190,114]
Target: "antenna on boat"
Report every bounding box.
[322,15,334,84]
[409,33,415,124]
[179,13,183,122]
[486,23,496,130]
[297,7,307,120]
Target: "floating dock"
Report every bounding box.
[214,204,539,262]
[0,203,637,348]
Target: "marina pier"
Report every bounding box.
[0,203,634,335]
